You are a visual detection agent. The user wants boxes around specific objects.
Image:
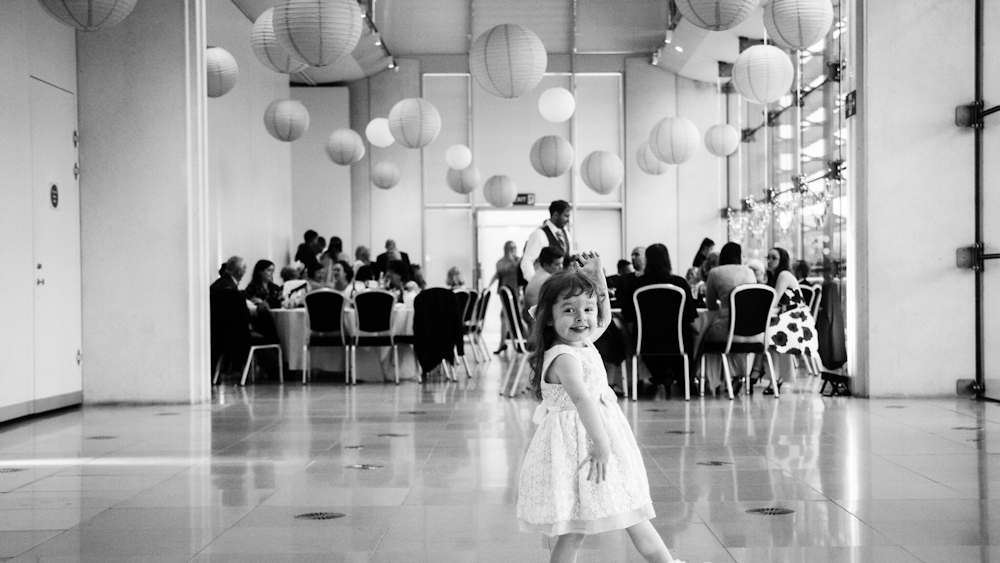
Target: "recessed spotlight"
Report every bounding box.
[388,61,395,68]
[360,13,366,18]
[675,46,684,52]
[375,40,382,46]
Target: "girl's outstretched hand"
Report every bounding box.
[580,439,611,484]
[575,251,604,280]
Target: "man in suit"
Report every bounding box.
[210,256,280,378]
[373,239,412,282]
[520,200,572,283]
[211,256,247,294]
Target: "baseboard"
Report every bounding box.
[0,391,83,425]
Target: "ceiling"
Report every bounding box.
[228,0,794,86]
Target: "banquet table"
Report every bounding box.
[270,305,416,382]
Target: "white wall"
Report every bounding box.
[854,0,976,396]
[290,86,352,257]
[78,0,209,403]
[207,0,294,272]
[0,0,77,416]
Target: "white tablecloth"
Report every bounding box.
[271,306,415,380]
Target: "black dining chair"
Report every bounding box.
[471,288,492,364]
[498,286,530,397]
[210,290,283,387]
[700,284,777,400]
[632,284,691,402]
[352,289,399,384]
[303,289,349,385]
[453,288,478,369]
[411,288,466,381]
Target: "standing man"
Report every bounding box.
[522,246,565,325]
[373,239,413,282]
[520,200,572,283]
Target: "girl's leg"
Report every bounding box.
[550,533,586,563]
[626,521,674,562]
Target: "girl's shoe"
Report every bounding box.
[762,381,783,395]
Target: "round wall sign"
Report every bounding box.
[50,185,58,208]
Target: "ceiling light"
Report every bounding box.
[665,29,673,44]
[651,52,659,66]
[675,46,684,52]
[375,39,382,46]
[388,60,395,68]
[360,12,366,18]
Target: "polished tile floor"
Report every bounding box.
[1,356,999,562]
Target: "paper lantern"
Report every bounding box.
[649,117,700,164]
[674,0,761,31]
[251,8,310,74]
[538,87,576,123]
[326,129,365,165]
[764,0,834,50]
[636,142,670,175]
[469,24,547,98]
[445,145,473,170]
[580,151,624,195]
[365,118,395,148]
[483,175,518,207]
[206,48,238,98]
[732,45,794,104]
[446,166,481,195]
[36,0,138,30]
[529,136,574,178]
[371,162,400,190]
[387,98,441,149]
[272,0,362,67]
[263,100,309,142]
[705,124,740,156]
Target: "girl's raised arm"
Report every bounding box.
[549,354,611,484]
[577,251,612,342]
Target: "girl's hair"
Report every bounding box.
[697,237,715,254]
[718,242,742,265]
[793,259,811,281]
[644,243,672,277]
[699,252,718,279]
[446,266,464,288]
[527,269,606,400]
[251,259,274,285]
[335,259,354,282]
[766,247,791,287]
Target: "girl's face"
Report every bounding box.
[549,291,598,347]
[331,264,345,282]
[263,265,274,283]
[766,249,780,272]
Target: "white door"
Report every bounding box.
[31,78,82,403]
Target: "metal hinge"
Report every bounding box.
[957,242,1000,271]
[74,163,79,179]
[76,349,82,365]
[73,130,79,147]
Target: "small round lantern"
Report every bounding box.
[764,0,834,50]
[732,45,794,105]
[705,124,740,157]
[206,47,238,98]
[445,145,473,170]
[580,151,624,195]
[326,129,365,165]
[446,166,481,195]
[636,142,670,175]
[272,0,362,68]
[36,0,138,31]
[263,100,309,142]
[387,98,442,149]
[529,135,574,178]
[674,0,761,31]
[251,8,310,74]
[483,175,518,207]
[371,162,400,190]
[365,118,395,148]
[469,24,547,98]
[649,117,700,164]
[538,87,576,123]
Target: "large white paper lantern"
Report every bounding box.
[445,145,473,170]
[705,124,740,157]
[251,8,310,74]
[764,0,834,50]
[636,142,670,175]
[206,48,238,98]
[264,100,309,142]
[326,129,365,165]
[272,0,362,68]
[469,24,547,98]
[388,98,441,149]
[732,45,794,104]
[36,0,138,30]
[365,118,395,148]
[446,166,481,195]
[483,175,518,207]
[538,87,576,123]
[580,152,624,195]
[674,0,761,31]
[529,136,574,178]
[371,162,400,190]
[649,117,700,164]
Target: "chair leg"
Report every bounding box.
[212,355,224,385]
[683,355,690,401]
[508,354,528,398]
[631,356,638,402]
[468,335,481,363]
[351,346,358,385]
[276,346,283,384]
[722,354,734,400]
[621,360,628,400]
[393,345,400,385]
[302,346,309,385]
[462,353,473,378]
[500,352,517,395]
[344,346,350,385]
[241,348,255,386]
[765,351,779,398]
[699,355,706,397]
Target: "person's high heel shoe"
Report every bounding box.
[762,381,783,395]
[493,345,507,354]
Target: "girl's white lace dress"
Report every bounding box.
[517,342,654,536]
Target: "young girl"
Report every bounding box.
[517,252,679,563]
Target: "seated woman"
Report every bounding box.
[757,247,820,394]
[700,242,757,393]
[692,252,718,308]
[305,262,330,292]
[244,260,283,310]
[328,260,353,292]
[793,259,813,287]
[446,266,465,289]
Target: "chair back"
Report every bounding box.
[453,289,472,326]
[728,284,777,342]
[633,284,687,356]
[460,289,479,326]
[809,284,823,317]
[475,288,492,332]
[498,286,527,352]
[799,286,814,311]
[304,289,347,334]
[210,289,250,362]
[354,289,396,334]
